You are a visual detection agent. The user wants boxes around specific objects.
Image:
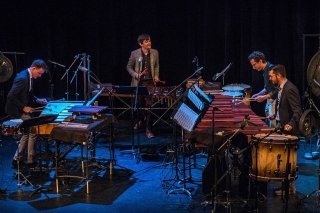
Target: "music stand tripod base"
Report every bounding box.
[168,187,192,198]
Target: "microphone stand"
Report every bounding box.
[61,55,80,100]
[126,59,143,164]
[212,62,232,86]
[70,55,86,100]
[86,55,91,100]
[47,60,66,100]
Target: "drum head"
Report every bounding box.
[253,133,298,143]
[222,84,244,91]
[222,91,243,97]
[299,109,320,137]
[239,83,251,90]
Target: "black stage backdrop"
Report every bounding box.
[0,0,319,116]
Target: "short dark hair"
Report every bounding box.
[31,59,47,72]
[248,51,266,63]
[271,64,286,78]
[137,33,151,44]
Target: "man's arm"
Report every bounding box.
[127,51,139,79]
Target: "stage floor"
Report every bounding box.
[0,120,319,213]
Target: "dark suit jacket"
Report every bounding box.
[5,69,34,118]
[126,48,159,86]
[277,80,302,135]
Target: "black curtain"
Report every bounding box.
[1,0,319,115]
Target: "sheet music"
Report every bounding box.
[187,89,204,111]
[173,103,199,132]
[193,84,213,103]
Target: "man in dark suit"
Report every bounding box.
[268,64,302,196]
[127,33,161,138]
[268,64,302,135]
[6,59,47,168]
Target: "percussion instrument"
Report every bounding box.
[186,78,205,88]
[222,91,243,97]
[0,54,14,83]
[222,84,244,97]
[1,119,23,136]
[250,133,299,182]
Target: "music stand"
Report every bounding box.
[113,86,149,162]
[9,114,58,201]
[168,86,210,197]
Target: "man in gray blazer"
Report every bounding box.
[127,33,160,138]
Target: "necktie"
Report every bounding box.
[275,88,282,121]
[30,79,33,92]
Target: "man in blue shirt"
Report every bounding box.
[248,51,278,127]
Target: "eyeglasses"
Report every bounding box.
[143,39,151,43]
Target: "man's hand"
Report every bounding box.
[267,114,275,120]
[140,68,149,77]
[23,106,33,113]
[284,124,293,131]
[254,95,268,102]
[154,76,160,82]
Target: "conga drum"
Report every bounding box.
[250,133,299,182]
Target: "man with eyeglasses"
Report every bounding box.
[268,64,302,135]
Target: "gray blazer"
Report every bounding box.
[126,48,159,86]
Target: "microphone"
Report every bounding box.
[194,66,204,75]
[212,62,233,81]
[74,53,86,58]
[47,60,66,68]
[78,66,88,72]
[138,56,143,73]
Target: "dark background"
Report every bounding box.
[0,0,319,116]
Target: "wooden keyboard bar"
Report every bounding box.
[192,93,271,144]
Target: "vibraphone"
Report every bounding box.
[94,85,182,119]
[192,92,271,144]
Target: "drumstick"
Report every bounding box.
[34,106,45,110]
[234,99,256,105]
